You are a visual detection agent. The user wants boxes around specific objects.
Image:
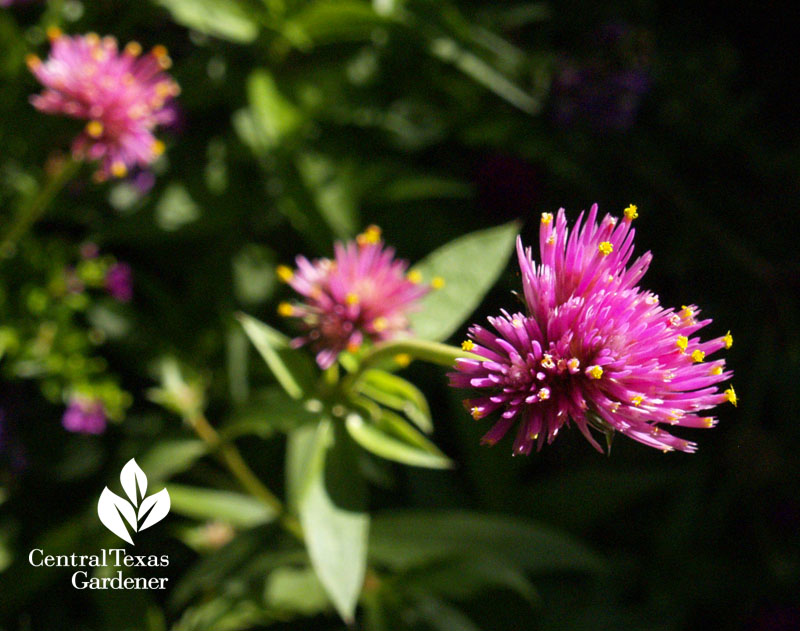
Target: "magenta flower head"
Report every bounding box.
[450,205,736,454]
[62,396,107,435]
[105,261,133,302]
[27,28,179,181]
[277,225,436,369]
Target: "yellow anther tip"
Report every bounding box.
[676,335,689,352]
[632,395,644,406]
[724,386,737,407]
[587,365,603,380]
[393,353,411,367]
[46,26,62,41]
[461,340,475,352]
[86,120,103,138]
[431,276,445,289]
[356,225,382,246]
[623,204,638,220]
[723,331,733,349]
[26,54,42,69]
[110,161,128,178]
[406,270,423,284]
[276,265,294,283]
[598,241,613,256]
[344,293,359,306]
[691,349,706,363]
[277,302,294,317]
[470,407,483,420]
[151,139,165,156]
[125,41,142,56]
[372,317,388,332]
[541,212,553,224]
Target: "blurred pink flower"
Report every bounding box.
[28,29,179,180]
[278,226,435,369]
[62,397,107,434]
[105,261,133,302]
[450,205,736,454]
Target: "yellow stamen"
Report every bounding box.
[356,224,382,246]
[545,232,556,246]
[86,120,103,138]
[151,44,171,69]
[724,386,737,407]
[470,406,483,420]
[691,349,705,363]
[372,317,388,332]
[110,161,128,178]
[540,354,555,369]
[632,395,644,406]
[151,139,165,156]
[587,365,603,380]
[623,204,638,220]
[461,340,475,352]
[680,305,694,321]
[722,331,733,349]
[541,212,553,224]
[394,353,411,367]
[703,417,715,428]
[710,365,723,376]
[86,33,100,45]
[345,293,359,306]
[276,265,294,282]
[512,318,524,329]
[46,25,62,41]
[277,302,294,317]
[598,241,613,256]
[431,276,445,289]
[26,54,42,69]
[538,388,550,401]
[125,41,142,57]
[406,270,423,284]
[676,335,689,353]
[347,341,361,353]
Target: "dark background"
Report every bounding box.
[1,1,798,629]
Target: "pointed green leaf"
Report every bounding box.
[287,421,369,623]
[167,484,278,527]
[237,313,316,399]
[356,369,432,433]
[408,221,519,341]
[154,0,260,43]
[346,413,452,469]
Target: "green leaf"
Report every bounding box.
[221,387,321,439]
[246,69,304,149]
[154,0,260,43]
[346,413,452,470]
[137,439,207,484]
[414,595,481,631]
[370,510,601,574]
[295,152,359,239]
[356,369,432,433]
[286,420,369,623]
[237,313,316,399]
[264,567,330,616]
[408,221,519,341]
[167,484,278,527]
[283,1,391,48]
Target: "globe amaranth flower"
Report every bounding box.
[450,205,736,454]
[62,396,107,434]
[28,28,179,180]
[277,225,439,369]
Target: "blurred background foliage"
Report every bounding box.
[1,0,799,630]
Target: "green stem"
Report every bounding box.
[0,158,81,257]
[188,413,304,540]
[343,338,480,391]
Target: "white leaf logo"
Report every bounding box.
[97,458,170,545]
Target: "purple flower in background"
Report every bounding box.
[105,262,133,302]
[62,397,107,434]
[28,29,179,180]
[551,22,651,131]
[277,226,435,369]
[450,205,736,454]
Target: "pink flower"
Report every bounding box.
[105,262,133,302]
[450,205,736,454]
[278,226,435,369]
[28,29,179,180]
[62,397,107,434]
